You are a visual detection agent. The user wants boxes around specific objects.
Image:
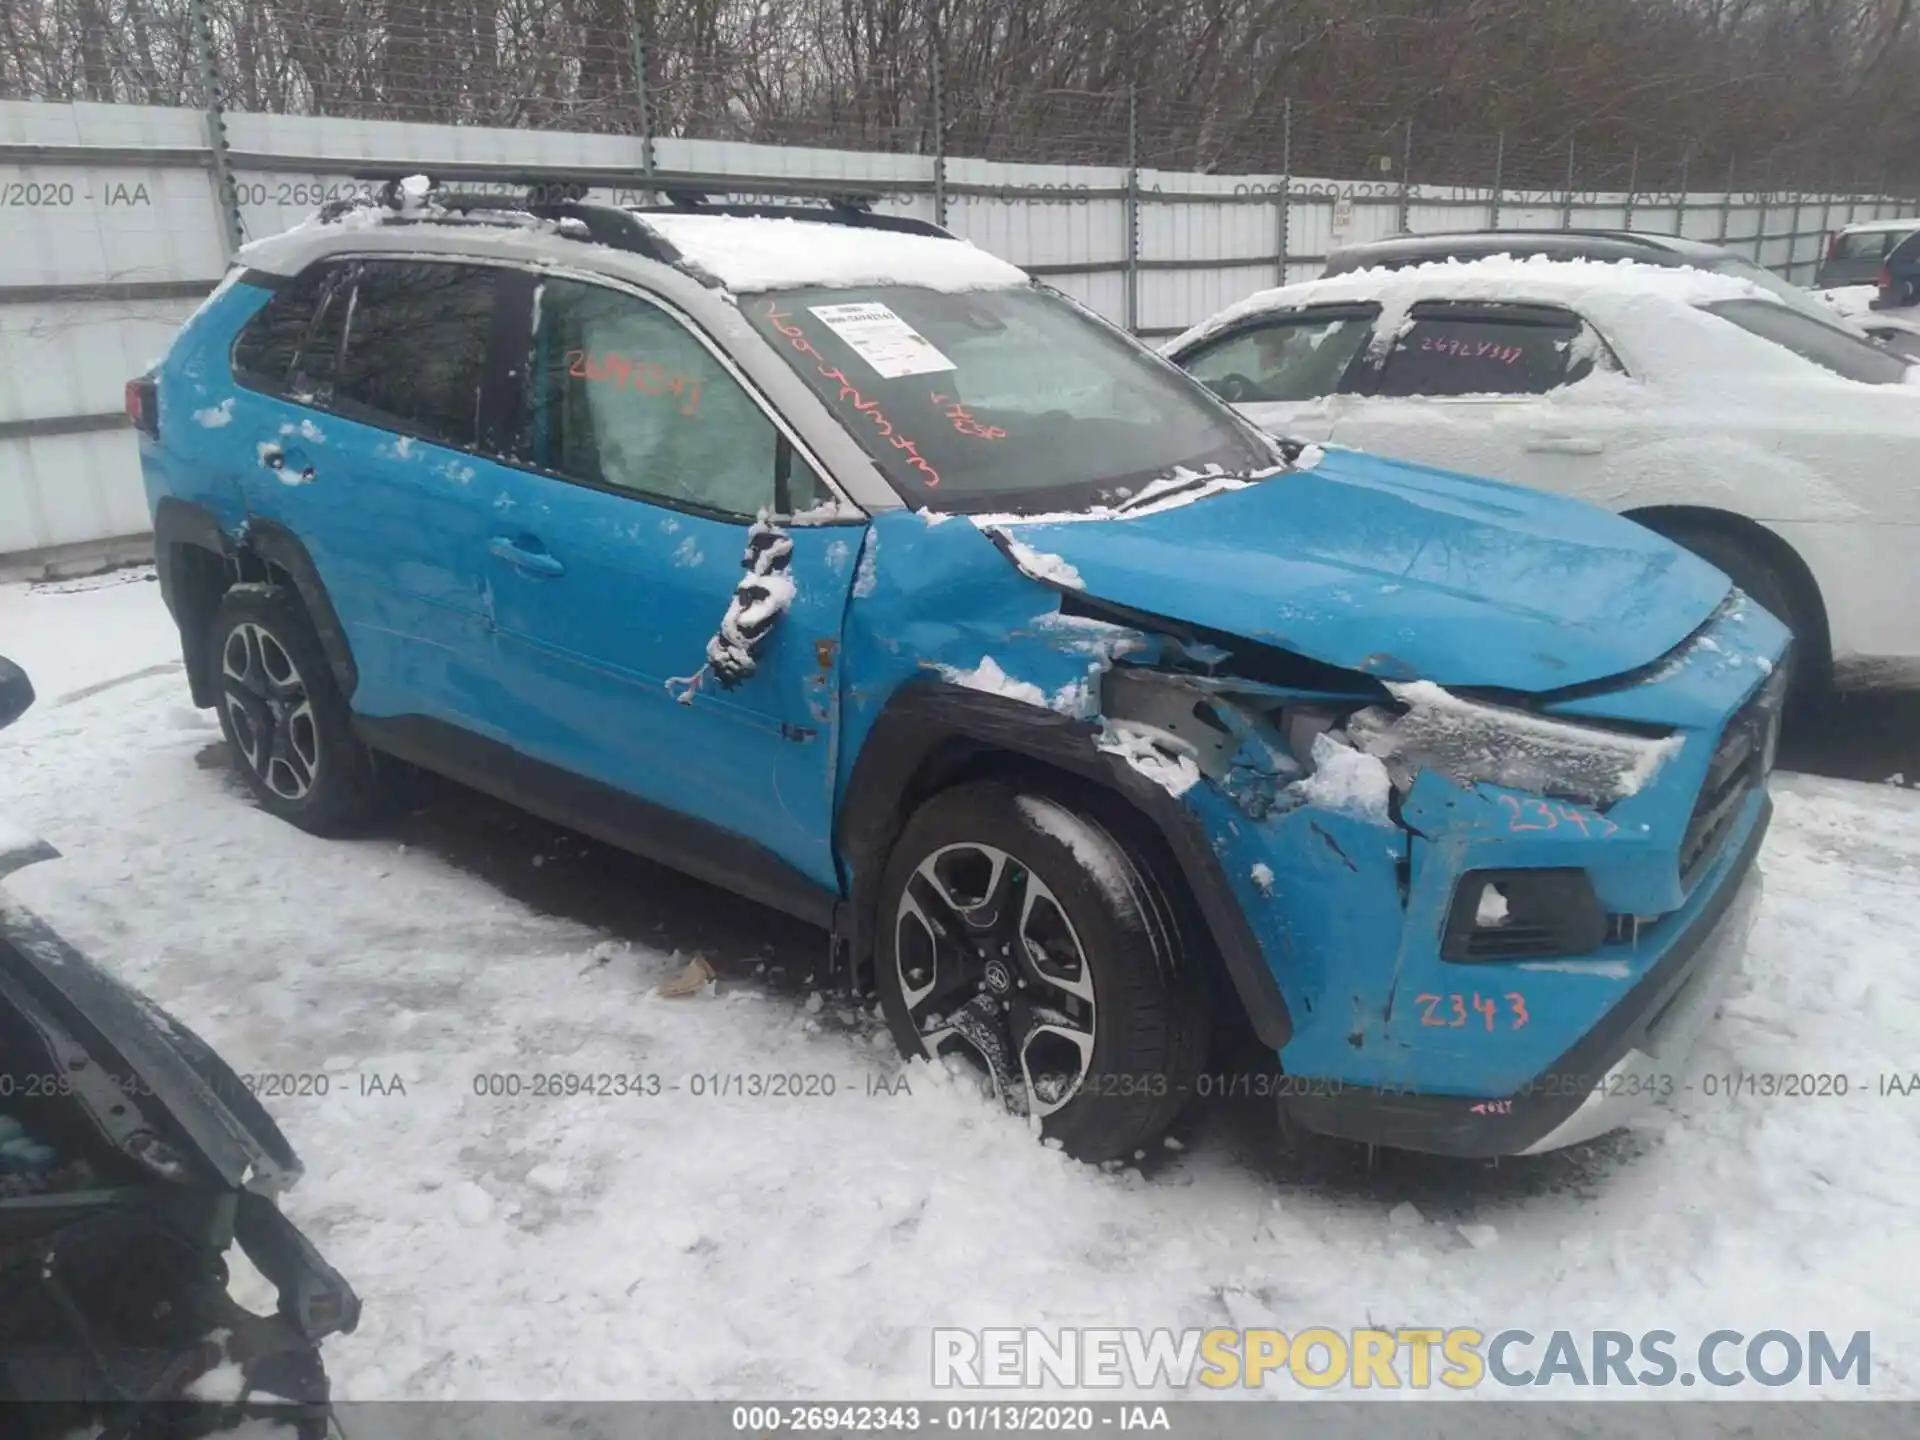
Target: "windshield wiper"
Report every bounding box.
[1109,473,1227,513]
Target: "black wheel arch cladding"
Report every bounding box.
[835,679,1294,1049]
[152,499,359,704]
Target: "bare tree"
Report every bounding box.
[1,0,1914,190]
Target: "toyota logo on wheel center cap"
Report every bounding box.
[984,959,1013,994]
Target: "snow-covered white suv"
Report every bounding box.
[1166,256,1920,697]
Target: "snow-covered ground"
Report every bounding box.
[4,569,1920,1402]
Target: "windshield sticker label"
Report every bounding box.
[762,302,941,488]
[809,302,956,379]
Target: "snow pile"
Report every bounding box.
[395,174,433,214]
[1095,721,1202,797]
[938,656,1048,709]
[1249,862,1275,896]
[996,536,1084,590]
[1819,285,1882,319]
[633,213,1029,295]
[1289,731,1392,824]
[1348,680,1683,805]
[702,523,797,688]
[936,656,1087,716]
[0,813,56,880]
[193,398,234,429]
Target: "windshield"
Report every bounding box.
[750,285,1275,514]
[1701,298,1914,384]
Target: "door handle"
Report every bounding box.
[1524,435,1605,456]
[257,442,317,484]
[489,535,565,577]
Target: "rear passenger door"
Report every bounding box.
[230,257,507,728]
[1177,303,1377,440]
[1330,300,1624,498]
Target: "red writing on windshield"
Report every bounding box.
[1418,336,1525,365]
[567,350,703,417]
[929,391,1007,440]
[761,302,942,488]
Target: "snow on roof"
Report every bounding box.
[633,212,1030,294]
[237,207,610,275]
[1164,253,1781,354]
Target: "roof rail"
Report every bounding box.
[634,191,955,240]
[319,175,686,267]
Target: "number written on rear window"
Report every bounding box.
[1373,303,1606,398]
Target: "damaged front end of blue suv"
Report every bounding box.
[133,200,1784,1165]
[831,436,1785,1162]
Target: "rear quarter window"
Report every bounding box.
[1702,298,1913,385]
[231,266,335,394]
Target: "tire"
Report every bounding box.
[874,780,1210,1162]
[1651,522,1821,705]
[207,584,384,835]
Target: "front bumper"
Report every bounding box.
[1276,795,1769,1157]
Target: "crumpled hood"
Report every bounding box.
[992,447,1733,692]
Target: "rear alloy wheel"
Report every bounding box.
[221,621,321,803]
[208,585,383,835]
[875,782,1208,1162]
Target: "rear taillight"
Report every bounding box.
[125,377,157,439]
[1826,232,1841,261]
[1879,264,1894,291]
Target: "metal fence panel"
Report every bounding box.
[2,96,1914,562]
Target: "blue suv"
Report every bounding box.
[133,183,1787,1163]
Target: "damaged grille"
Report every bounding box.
[1678,674,1780,890]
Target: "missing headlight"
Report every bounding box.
[1348,681,1682,807]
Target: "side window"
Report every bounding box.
[1184,308,1376,403]
[231,264,336,395]
[523,277,824,518]
[290,266,350,403]
[1374,303,1604,399]
[325,260,498,449]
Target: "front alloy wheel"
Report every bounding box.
[896,842,1098,1119]
[875,782,1208,1161]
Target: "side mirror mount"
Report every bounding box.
[0,656,35,731]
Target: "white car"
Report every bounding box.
[1164,256,1920,694]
